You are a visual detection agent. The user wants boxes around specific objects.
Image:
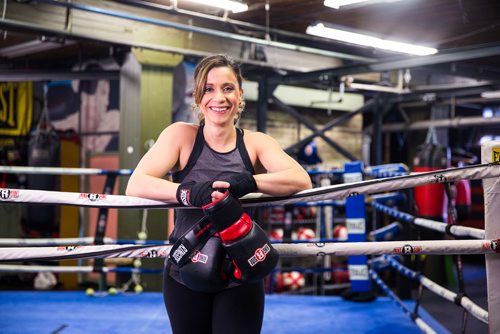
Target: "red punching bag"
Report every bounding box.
[413,143,450,220]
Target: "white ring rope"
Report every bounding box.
[0,163,499,208]
[416,217,485,239]
[381,255,489,324]
[0,237,169,246]
[370,269,438,334]
[0,239,497,262]
[0,264,161,274]
[0,166,133,176]
[372,202,485,239]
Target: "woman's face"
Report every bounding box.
[200,66,243,126]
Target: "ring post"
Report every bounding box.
[481,140,500,333]
[93,173,118,291]
[343,161,372,300]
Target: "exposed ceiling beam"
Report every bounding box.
[283,42,500,84]
[34,0,372,62]
[423,62,500,82]
[0,69,120,82]
[379,116,500,133]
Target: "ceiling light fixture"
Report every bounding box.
[481,91,500,99]
[324,0,402,9]
[182,0,248,13]
[306,23,438,56]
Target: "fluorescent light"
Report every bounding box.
[306,23,438,56]
[182,0,248,13]
[324,0,372,9]
[481,91,500,99]
[324,0,402,9]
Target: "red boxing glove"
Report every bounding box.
[202,192,279,282]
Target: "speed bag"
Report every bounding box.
[413,143,450,220]
[24,130,61,233]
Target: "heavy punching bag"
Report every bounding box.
[413,143,452,286]
[413,143,450,221]
[455,178,471,221]
[24,127,60,236]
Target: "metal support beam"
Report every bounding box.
[0,70,119,82]
[284,42,500,84]
[284,99,375,156]
[256,76,268,133]
[256,76,279,133]
[271,95,357,161]
[372,100,383,165]
[379,116,500,132]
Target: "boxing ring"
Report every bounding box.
[0,141,499,333]
[0,291,447,334]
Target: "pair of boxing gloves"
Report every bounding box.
[173,171,279,292]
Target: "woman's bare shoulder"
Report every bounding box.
[160,122,198,138]
[243,128,279,146]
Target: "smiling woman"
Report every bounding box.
[193,56,245,127]
[125,54,312,334]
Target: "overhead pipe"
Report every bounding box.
[374,116,500,133]
[34,0,373,62]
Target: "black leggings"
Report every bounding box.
[163,272,265,334]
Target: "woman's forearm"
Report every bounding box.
[126,173,178,202]
[254,169,312,197]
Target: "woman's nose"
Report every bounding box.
[214,89,226,101]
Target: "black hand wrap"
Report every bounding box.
[225,171,257,198]
[176,180,214,207]
[202,192,279,283]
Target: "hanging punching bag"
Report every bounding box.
[24,128,60,235]
[413,143,450,221]
[455,178,472,221]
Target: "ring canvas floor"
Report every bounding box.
[0,291,449,334]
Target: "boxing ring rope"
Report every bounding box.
[378,255,489,324]
[0,237,170,246]
[0,264,162,274]
[1,158,499,332]
[1,163,500,208]
[0,239,497,262]
[0,165,133,176]
[369,269,437,334]
[371,201,485,240]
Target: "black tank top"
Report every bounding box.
[170,125,255,243]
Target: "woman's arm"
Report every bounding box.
[249,131,312,196]
[125,123,192,202]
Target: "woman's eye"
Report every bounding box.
[204,87,213,93]
[224,86,235,92]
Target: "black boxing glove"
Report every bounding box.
[178,236,230,293]
[225,171,257,198]
[176,180,214,207]
[202,192,279,282]
[169,216,215,268]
